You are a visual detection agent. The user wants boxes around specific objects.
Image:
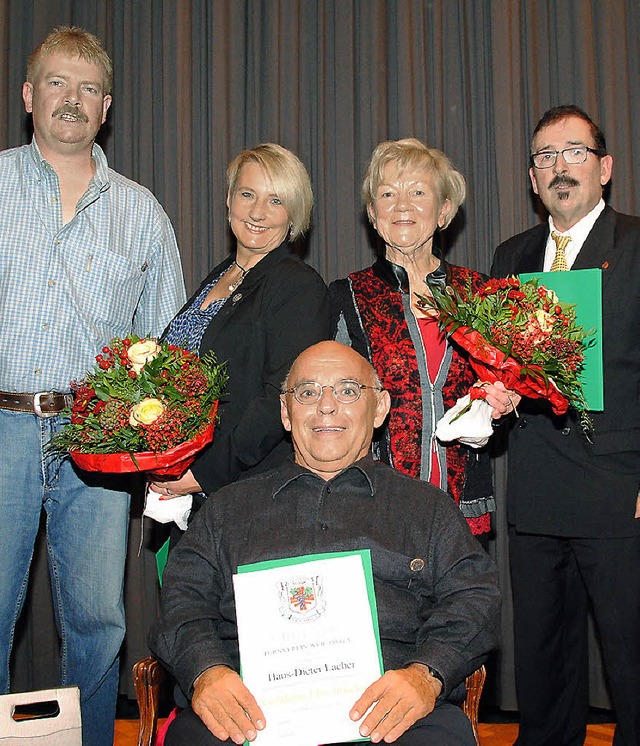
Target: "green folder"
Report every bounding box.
[520,268,603,411]
[156,537,170,586]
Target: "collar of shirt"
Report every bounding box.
[272,455,376,500]
[372,244,445,294]
[28,137,111,193]
[543,199,606,271]
[27,137,49,174]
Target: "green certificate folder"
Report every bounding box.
[520,268,604,411]
[155,537,170,585]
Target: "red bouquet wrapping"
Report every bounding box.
[449,327,568,415]
[50,336,227,476]
[70,405,217,477]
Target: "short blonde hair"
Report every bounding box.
[27,26,113,95]
[226,144,313,240]
[362,138,466,229]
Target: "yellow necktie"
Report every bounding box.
[550,231,571,272]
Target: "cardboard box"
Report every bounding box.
[0,687,81,745]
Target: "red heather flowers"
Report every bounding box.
[52,336,227,455]
[417,276,593,433]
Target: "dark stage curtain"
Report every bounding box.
[2,0,638,710]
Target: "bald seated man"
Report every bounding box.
[149,341,501,746]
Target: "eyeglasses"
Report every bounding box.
[531,146,604,169]
[282,379,382,405]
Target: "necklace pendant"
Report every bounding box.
[226,259,249,295]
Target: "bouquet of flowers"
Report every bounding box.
[418,276,594,440]
[51,336,228,476]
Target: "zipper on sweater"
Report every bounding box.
[426,380,437,482]
[422,334,446,488]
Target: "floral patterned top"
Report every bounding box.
[163,272,227,354]
[330,255,494,536]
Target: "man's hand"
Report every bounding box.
[635,491,640,519]
[150,469,202,498]
[349,664,442,743]
[191,665,265,744]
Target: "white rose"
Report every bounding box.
[535,309,554,333]
[129,398,165,427]
[127,339,161,373]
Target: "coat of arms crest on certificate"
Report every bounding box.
[278,575,326,622]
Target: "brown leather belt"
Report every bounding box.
[0,391,73,417]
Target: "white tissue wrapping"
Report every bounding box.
[435,393,494,449]
[144,486,193,530]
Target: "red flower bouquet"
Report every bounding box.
[51,336,228,475]
[418,276,594,436]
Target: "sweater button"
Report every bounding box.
[561,426,571,436]
[518,419,528,429]
[320,522,328,531]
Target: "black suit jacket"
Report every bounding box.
[491,206,640,537]
[173,242,331,495]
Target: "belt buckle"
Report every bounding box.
[33,391,58,418]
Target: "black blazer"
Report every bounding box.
[491,206,640,537]
[175,242,331,494]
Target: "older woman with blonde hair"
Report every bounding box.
[153,143,330,500]
[331,138,514,543]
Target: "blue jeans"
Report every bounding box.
[0,409,130,746]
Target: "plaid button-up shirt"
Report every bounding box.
[0,138,186,392]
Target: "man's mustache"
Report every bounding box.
[549,174,579,189]
[52,104,89,123]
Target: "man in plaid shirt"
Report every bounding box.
[0,26,185,746]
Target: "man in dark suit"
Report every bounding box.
[491,105,640,746]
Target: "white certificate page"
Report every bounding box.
[233,551,382,746]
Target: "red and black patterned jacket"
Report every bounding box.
[330,255,493,536]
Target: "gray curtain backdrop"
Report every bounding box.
[2,0,638,710]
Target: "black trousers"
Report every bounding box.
[509,528,640,746]
[165,700,475,746]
